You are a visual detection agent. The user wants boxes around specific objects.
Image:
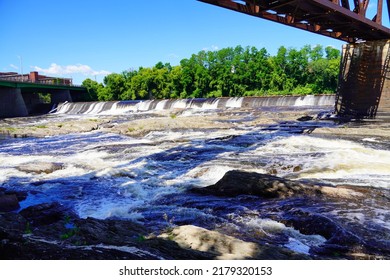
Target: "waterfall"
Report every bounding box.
[53,95,335,115]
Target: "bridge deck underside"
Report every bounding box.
[199,0,390,42]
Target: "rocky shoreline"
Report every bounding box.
[1,169,389,260]
[1,108,389,145]
[0,186,309,260]
[0,108,326,139]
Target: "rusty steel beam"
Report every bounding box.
[198,0,390,42]
[374,0,383,23]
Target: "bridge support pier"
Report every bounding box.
[0,88,28,118]
[50,89,72,104]
[335,39,390,119]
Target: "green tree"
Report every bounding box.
[81,78,103,101]
[83,44,341,101]
[325,46,341,60]
[98,73,127,101]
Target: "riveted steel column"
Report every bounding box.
[335,39,390,119]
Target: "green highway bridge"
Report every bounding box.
[0,72,86,118]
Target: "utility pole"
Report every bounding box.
[18,55,23,81]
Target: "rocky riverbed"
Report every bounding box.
[1,104,389,259]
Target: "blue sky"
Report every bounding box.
[0,0,357,84]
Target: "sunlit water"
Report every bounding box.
[1,97,389,258]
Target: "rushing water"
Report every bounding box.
[1,96,389,259]
[55,95,336,115]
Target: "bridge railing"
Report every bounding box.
[0,74,83,87]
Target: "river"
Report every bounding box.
[0,96,389,259]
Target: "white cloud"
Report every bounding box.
[168,53,180,59]
[31,63,111,77]
[202,45,219,51]
[10,64,19,70]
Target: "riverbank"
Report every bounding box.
[0,107,334,139]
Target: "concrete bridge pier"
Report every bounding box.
[0,88,28,118]
[50,89,73,104]
[336,39,390,119]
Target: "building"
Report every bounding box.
[0,71,73,86]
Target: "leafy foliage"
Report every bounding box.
[83,44,341,101]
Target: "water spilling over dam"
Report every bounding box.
[54,95,336,115]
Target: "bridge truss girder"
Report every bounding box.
[198,0,390,42]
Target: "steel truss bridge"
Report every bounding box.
[198,0,390,42]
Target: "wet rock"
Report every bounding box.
[19,202,71,226]
[194,170,365,200]
[293,165,302,172]
[1,188,29,204]
[194,170,322,198]
[297,115,314,121]
[0,212,28,240]
[283,209,343,240]
[0,204,215,260]
[16,162,64,174]
[5,190,28,202]
[0,194,20,212]
[74,217,146,245]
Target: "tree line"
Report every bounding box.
[81,44,341,101]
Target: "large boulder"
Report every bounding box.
[19,202,71,226]
[0,194,20,212]
[193,170,321,198]
[193,170,364,199]
[0,207,216,260]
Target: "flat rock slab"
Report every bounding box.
[159,225,309,260]
[16,162,64,174]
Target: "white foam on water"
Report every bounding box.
[75,196,147,221]
[136,100,154,111]
[98,102,130,115]
[172,164,235,187]
[179,108,200,117]
[226,97,243,108]
[84,102,106,114]
[294,95,317,106]
[201,99,219,109]
[0,154,53,166]
[234,216,326,254]
[54,102,72,114]
[250,135,390,187]
[144,130,207,142]
[362,137,379,143]
[285,238,311,254]
[0,154,55,182]
[94,158,151,179]
[171,99,189,109]
[155,100,169,110]
[52,96,335,116]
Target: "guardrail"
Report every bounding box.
[0,76,83,87]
